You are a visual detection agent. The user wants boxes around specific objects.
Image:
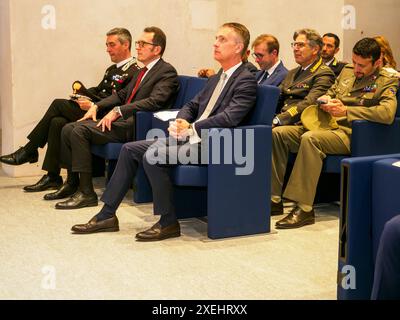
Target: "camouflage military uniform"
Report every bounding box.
[272,65,399,206]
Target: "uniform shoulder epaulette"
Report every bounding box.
[122,58,138,71]
[380,67,399,78]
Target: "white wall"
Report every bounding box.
[0,0,363,177]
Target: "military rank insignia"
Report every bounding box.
[363,83,377,93]
[112,74,128,84]
[295,83,310,89]
[388,87,397,96]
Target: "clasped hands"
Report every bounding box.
[317,95,347,117]
[168,119,191,140]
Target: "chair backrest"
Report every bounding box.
[174,75,190,108]
[241,84,280,126]
[174,75,207,109]
[183,77,207,105]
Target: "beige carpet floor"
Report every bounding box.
[0,172,339,300]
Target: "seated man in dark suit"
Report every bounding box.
[322,33,347,77]
[0,27,139,192]
[251,34,288,86]
[50,26,179,209]
[70,22,258,241]
[371,214,400,300]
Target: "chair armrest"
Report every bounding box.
[206,125,272,238]
[351,118,400,156]
[136,111,153,141]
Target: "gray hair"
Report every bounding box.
[106,27,132,51]
[293,28,322,52]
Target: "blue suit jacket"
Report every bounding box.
[177,63,257,132]
[256,61,288,87]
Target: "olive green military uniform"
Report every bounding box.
[327,58,347,78]
[275,57,335,125]
[272,65,399,206]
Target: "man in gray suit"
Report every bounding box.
[70,22,258,241]
[50,26,179,210]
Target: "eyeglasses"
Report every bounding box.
[291,42,308,49]
[135,40,158,48]
[252,52,265,60]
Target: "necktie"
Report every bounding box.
[294,68,304,81]
[197,72,227,121]
[258,70,269,84]
[126,66,148,104]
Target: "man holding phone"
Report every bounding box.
[0,28,139,192]
[271,37,399,229]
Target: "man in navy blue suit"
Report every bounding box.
[251,34,288,86]
[371,214,400,299]
[70,22,258,241]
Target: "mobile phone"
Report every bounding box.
[317,99,328,106]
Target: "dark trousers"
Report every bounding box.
[27,99,86,173]
[60,119,133,173]
[371,214,400,300]
[101,138,201,216]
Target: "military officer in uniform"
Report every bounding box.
[272,28,335,127]
[321,33,347,78]
[0,27,139,193]
[271,37,399,229]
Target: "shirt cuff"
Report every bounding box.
[189,123,201,144]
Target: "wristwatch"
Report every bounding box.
[113,106,122,116]
[272,117,280,126]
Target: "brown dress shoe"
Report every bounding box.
[136,222,181,242]
[275,206,315,229]
[71,215,119,234]
[271,200,284,216]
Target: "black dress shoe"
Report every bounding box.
[71,215,119,234]
[23,174,63,192]
[0,147,38,165]
[136,222,181,242]
[44,182,78,200]
[275,206,315,229]
[55,191,98,209]
[271,200,284,216]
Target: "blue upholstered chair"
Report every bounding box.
[337,153,400,300]
[135,85,281,239]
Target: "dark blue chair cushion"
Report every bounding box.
[172,165,208,187]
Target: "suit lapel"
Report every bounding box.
[288,58,322,88]
[209,64,244,115]
[137,59,163,90]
